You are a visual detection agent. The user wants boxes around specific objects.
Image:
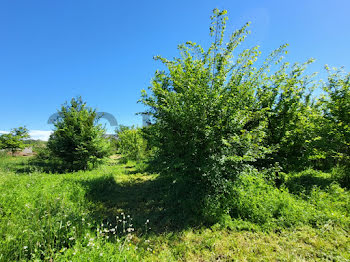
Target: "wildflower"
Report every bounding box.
[69,237,74,241]
[23,246,28,249]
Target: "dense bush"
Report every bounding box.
[140,9,324,220]
[313,68,350,170]
[47,97,111,171]
[139,8,350,222]
[229,168,316,228]
[115,125,147,161]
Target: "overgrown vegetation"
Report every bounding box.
[0,157,349,261]
[47,97,112,171]
[1,8,350,261]
[140,9,350,221]
[115,125,147,161]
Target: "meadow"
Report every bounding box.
[0,154,349,261]
[1,9,350,261]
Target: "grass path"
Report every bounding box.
[0,156,349,261]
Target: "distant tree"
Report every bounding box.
[115,125,147,161]
[47,97,111,171]
[0,127,29,155]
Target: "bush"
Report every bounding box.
[140,9,320,221]
[313,67,350,169]
[47,97,111,171]
[228,168,315,228]
[331,165,350,188]
[116,126,147,161]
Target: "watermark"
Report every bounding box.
[48,112,151,127]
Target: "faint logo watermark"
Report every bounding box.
[48,112,151,127]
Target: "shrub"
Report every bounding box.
[47,97,111,171]
[313,67,350,169]
[229,168,315,228]
[116,126,147,161]
[140,8,320,221]
[331,165,350,188]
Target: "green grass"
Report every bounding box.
[0,156,349,261]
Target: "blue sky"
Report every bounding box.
[1,0,349,140]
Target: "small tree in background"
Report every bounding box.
[47,97,111,171]
[115,125,147,161]
[0,127,29,155]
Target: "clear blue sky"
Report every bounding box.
[1,0,349,139]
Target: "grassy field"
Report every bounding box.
[0,155,349,261]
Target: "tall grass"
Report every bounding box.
[0,156,349,261]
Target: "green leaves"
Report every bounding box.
[47,97,111,171]
[116,126,147,161]
[0,127,29,155]
[140,8,350,221]
[141,9,282,221]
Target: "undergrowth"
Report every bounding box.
[0,156,349,261]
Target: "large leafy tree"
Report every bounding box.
[313,67,350,169]
[47,97,111,171]
[0,127,29,155]
[140,9,318,220]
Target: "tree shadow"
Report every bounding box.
[79,173,201,235]
[3,159,69,174]
[284,171,334,195]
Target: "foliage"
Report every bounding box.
[0,127,29,155]
[140,9,324,220]
[0,156,349,261]
[257,60,320,171]
[47,97,111,171]
[312,67,350,171]
[116,125,147,161]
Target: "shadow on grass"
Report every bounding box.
[0,156,63,174]
[284,171,334,195]
[79,173,202,235]
[4,159,69,174]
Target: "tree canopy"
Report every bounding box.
[47,97,111,171]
